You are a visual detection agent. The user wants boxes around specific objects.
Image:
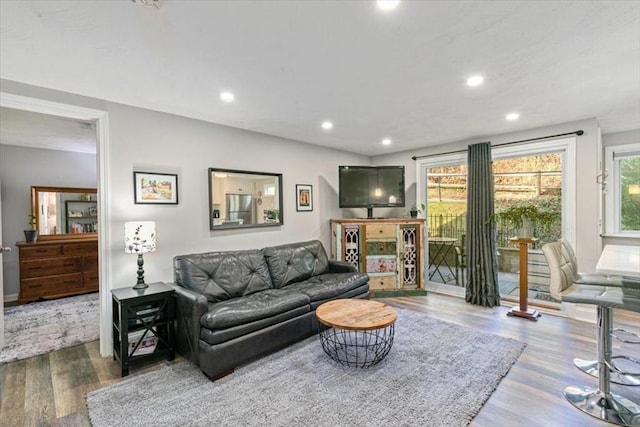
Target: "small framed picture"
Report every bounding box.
[88,207,98,216]
[296,184,313,212]
[133,172,179,204]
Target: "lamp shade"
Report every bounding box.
[124,221,157,254]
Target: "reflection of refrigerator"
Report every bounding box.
[226,194,254,224]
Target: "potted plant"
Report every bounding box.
[487,203,558,238]
[24,214,38,243]
[409,203,425,218]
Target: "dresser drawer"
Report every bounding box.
[365,241,397,255]
[368,275,397,290]
[63,242,98,256]
[20,273,83,298]
[366,257,397,273]
[19,244,62,259]
[83,255,98,272]
[20,257,81,279]
[365,224,396,239]
[83,271,99,290]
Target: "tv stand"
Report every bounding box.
[330,218,426,297]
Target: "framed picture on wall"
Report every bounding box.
[133,171,179,204]
[296,184,313,212]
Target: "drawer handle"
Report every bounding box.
[379,230,383,233]
[29,266,43,270]
[31,284,43,288]
[63,281,75,285]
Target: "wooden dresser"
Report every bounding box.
[16,237,98,304]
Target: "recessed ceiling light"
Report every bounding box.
[321,121,333,130]
[466,75,484,87]
[220,92,235,102]
[382,138,392,145]
[377,0,400,11]
[506,113,520,121]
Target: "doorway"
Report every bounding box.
[0,92,110,356]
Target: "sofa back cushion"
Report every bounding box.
[173,250,273,302]
[263,240,330,288]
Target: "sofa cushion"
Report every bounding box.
[174,250,273,302]
[200,288,310,330]
[263,240,330,288]
[200,305,311,346]
[284,272,369,302]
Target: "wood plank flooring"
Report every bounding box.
[1,293,639,426]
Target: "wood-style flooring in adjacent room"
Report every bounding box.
[1,293,638,427]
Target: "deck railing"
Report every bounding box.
[427,213,555,249]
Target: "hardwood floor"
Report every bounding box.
[1,292,638,426]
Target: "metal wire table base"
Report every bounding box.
[319,324,395,368]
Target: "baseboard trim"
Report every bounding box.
[4,293,19,303]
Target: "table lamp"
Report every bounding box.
[124,221,156,290]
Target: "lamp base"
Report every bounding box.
[132,281,148,290]
[132,253,148,290]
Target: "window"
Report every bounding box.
[604,143,640,235]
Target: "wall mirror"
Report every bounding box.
[31,186,98,240]
[209,168,283,230]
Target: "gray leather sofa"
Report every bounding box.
[167,240,369,379]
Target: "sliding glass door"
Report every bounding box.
[418,137,576,307]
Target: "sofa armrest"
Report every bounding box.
[328,260,357,273]
[166,282,208,366]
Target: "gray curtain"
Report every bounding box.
[465,142,500,307]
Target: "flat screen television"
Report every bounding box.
[338,165,405,218]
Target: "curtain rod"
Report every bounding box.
[411,130,584,161]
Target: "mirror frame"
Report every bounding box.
[31,186,98,241]
[208,168,284,231]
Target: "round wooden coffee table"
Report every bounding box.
[316,299,397,368]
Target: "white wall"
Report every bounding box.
[371,118,604,272]
[104,102,368,287]
[0,144,97,299]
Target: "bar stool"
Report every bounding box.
[562,287,640,426]
[558,239,640,386]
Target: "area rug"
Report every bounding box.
[1,292,99,364]
[87,309,525,427]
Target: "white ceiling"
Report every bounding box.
[0,107,96,154]
[0,0,638,156]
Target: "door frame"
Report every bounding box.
[0,175,4,348]
[0,92,112,356]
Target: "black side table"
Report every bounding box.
[111,282,175,377]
